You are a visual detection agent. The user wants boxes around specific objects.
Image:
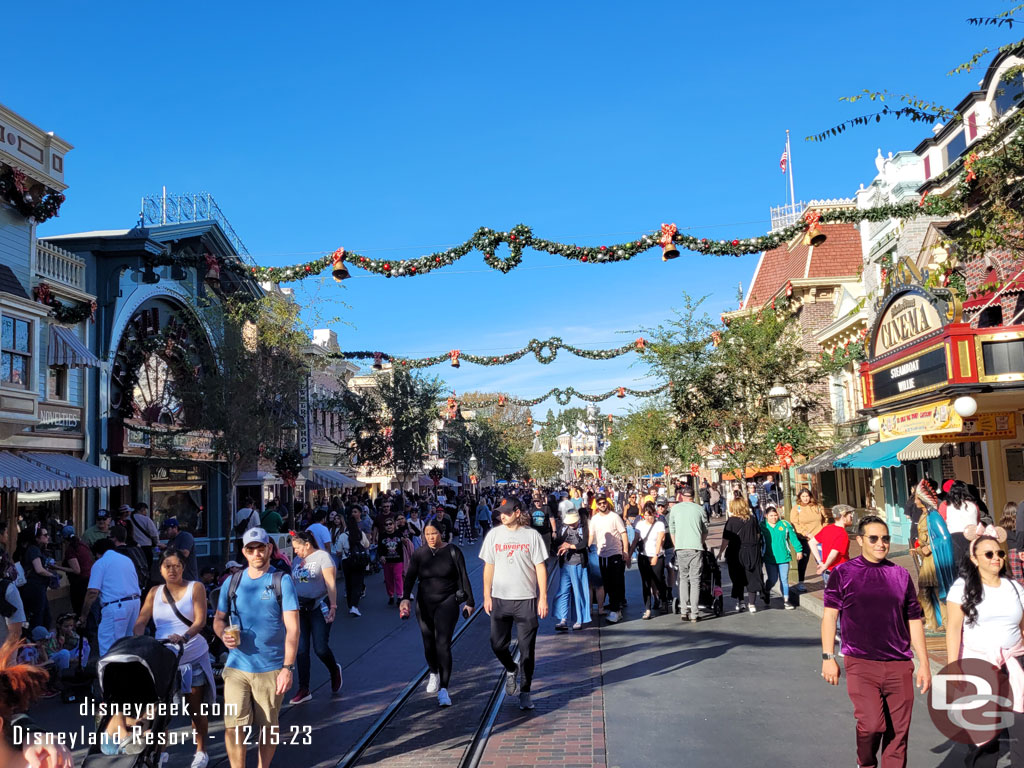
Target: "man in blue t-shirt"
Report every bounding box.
[214,528,299,768]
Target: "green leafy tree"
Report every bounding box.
[332,368,445,488]
[525,451,564,481]
[601,406,673,479]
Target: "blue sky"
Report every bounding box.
[8,1,1017,416]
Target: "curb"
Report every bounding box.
[796,590,944,675]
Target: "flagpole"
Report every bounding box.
[786,130,796,210]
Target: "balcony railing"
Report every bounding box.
[36,240,87,293]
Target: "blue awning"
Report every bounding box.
[21,453,128,488]
[832,437,917,470]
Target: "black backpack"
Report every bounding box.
[233,509,257,538]
[226,570,284,622]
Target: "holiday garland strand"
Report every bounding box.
[0,163,66,224]
[330,336,648,369]
[32,283,96,325]
[177,198,963,284]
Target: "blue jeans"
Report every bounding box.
[554,563,591,625]
[764,561,791,599]
[297,602,338,689]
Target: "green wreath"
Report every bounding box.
[531,337,561,364]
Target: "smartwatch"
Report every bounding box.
[821,653,836,661]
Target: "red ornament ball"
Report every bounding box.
[731,239,739,246]
[510,235,517,241]
[410,266,417,273]
[435,256,441,263]
[384,263,391,270]
[581,256,588,262]
[304,265,311,272]
[600,245,607,251]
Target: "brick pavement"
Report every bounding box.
[476,612,605,768]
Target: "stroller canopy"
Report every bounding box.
[97,636,180,706]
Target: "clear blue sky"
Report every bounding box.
[7,1,1016,416]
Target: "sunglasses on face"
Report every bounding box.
[863,535,891,544]
[980,550,1007,560]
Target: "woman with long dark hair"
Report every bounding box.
[15,526,55,631]
[789,488,827,592]
[945,524,1024,765]
[399,521,474,707]
[335,512,370,617]
[945,480,981,567]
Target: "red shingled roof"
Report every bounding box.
[744,222,862,309]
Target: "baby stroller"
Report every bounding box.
[82,635,184,767]
[673,547,725,618]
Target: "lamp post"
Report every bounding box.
[469,453,478,495]
[767,385,794,514]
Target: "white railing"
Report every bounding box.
[36,240,87,292]
[769,201,806,232]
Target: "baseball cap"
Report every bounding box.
[160,517,179,530]
[30,626,50,642]
[224,560,244,570]
[241,528,270,547]
[495,498,521,517]
[655,498,669,507]
[96,509,110,520]
[680,487,694,498]
[118,504,134,513]
[61,525,75,538]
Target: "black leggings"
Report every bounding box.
[343,559,365,609]
[796,534,811,582]
[489,597,539,692]
[599,555,626,612]
[637,554,668,607]
[415,593,459,688]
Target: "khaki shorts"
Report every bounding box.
[222,667,284,731]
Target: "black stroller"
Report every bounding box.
[82,636,184,767]
[673,548,725,618]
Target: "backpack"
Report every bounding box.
[347,530,370,567]
[226,570,284,623]
[233,508,257,538]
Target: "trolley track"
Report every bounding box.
[335,563,557,768]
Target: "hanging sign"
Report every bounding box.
[923,412,1017,443]
[871,345,949,405]
[879,399,963,441]
[872,291,944,358]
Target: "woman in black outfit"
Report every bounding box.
[399,521,474,708]
[717,504,764,614]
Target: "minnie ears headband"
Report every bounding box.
[964,523,1008,557]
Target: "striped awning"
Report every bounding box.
[796,436,874,475]
[304,468,365,489]
[0,452,74,492]
[48,325,99,368]
[20,453,128,488]
[236,470,281,486]
[896,436,943,462]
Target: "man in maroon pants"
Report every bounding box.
[821,514,931,768]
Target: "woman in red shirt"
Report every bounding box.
[814,505,854,585]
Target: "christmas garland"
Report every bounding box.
[31,283,96,325]
[332,337,648,369]
[456,383,670,408]
[175,198,963,284]
[0,163,65,223]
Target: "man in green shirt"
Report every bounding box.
[82,510,112,549]
[260,501,285,534]
[667,487,708,622]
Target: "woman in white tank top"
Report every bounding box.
[134,549,214,768]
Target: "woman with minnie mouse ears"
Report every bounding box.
[945,523,1024,765]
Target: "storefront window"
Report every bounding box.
[16,491,71,560]
[150,465,208,537]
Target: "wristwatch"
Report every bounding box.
[821,652,836,661]
[283,664,296,672]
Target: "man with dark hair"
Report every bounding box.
[481,498,548,711]
[160,518,197,581]
[821,514,930,768]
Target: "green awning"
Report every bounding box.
[832,436,917,470]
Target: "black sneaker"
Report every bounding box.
[388,596,395,606]
[555,622,568,632]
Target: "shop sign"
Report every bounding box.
[871,346,948,405]
[923,412,1017,443]
[34,404,82,434]
[872,292,944,358]
[125,425,216,459]
[297,376,310,458]
[879,399,964,441]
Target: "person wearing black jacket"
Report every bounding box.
[553,509,591,631]
[399,521,474,708]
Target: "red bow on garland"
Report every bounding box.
[659,223,677,248]
[775,442,795,468]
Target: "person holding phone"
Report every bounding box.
[400,521,475,708]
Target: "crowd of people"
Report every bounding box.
[3,470,1024,767]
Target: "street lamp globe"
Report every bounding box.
[768,385,793,421]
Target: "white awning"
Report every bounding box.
[48,325,100,368]
[418,475,462,488]
[21,453,128,489]
[304,468,365,488]
[896,436,943,462]
[0,452,74,492]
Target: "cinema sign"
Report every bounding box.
[872,289,944,358]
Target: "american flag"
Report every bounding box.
[780,148,788,173]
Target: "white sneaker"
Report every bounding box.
[438,688,452,707]
[350,606,361,617]
[426,672,440,693]
[748,604,757,614]
[190,752,209,768]
[606,611,620,623]
[784,603,795,610]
